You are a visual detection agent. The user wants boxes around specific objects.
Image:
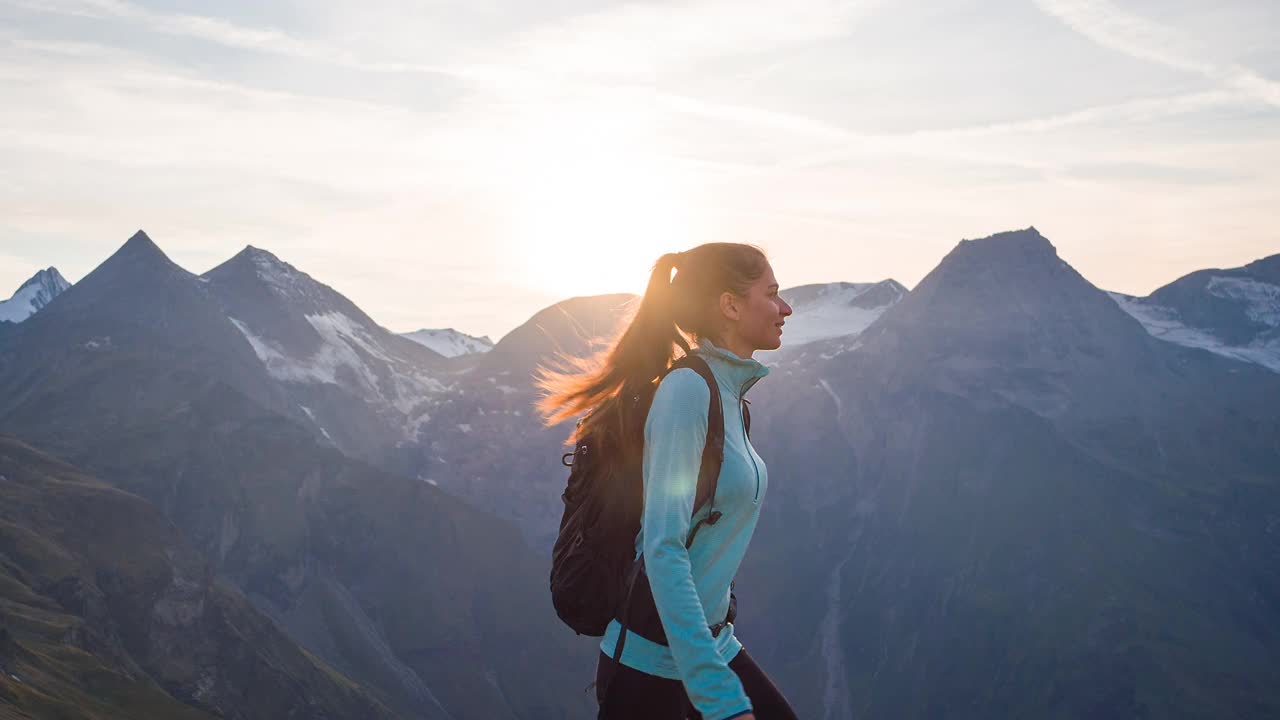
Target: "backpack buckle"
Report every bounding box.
[563,443,588,467]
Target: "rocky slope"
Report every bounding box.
[202,245,451,458]
[0,435,395,719]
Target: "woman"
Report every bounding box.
[539,243,797,720]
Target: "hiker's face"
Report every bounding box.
[731,262,792,351]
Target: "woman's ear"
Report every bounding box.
[719,290,740,321]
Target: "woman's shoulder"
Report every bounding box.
[657,365,712,396]
[651,367,712,417]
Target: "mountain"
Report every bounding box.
[372,293,638,548]
[201,245,451,458]
[0,231,596,720]
[847,227,1177,418]
[0,267,70,323]
[1108,252,1280,372]
[6,226,1278,719]
[0,435,395,719]
[771,279,906,349]
[735,228,1280,718]
[0,231,290,447]
[401,328,494,357]
[482,293,636,374]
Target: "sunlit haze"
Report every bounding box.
[2,0,1278,339]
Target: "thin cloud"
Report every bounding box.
[651,91,856,143]
[691,90,1244,181]
[892,90,1241,144]
[0,39,491,197]
[18,0,1211,159]
[2,0,476,79]
[482,0,881,80]
[1033,0,1280,108]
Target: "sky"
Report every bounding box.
[1,0,1278,340]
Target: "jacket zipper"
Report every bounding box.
[739,378,761,502]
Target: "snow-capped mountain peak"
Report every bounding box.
[201,241,451,450]
[400,328,494,358]
[773,279,907,348]
[226,245,320,302]
[1109,251,1280,373]
[0,267,72,323]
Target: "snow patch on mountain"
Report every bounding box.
[817,378,844,421]
[298,404,334,442]
[228,316,327,384]
[1109,292,1280,372]
[401,328,494,358]
[301,312,452,409]
[404,411,432,444]
[0,268,71,323]
[229,312,450,420]
[1206,276,1280,327]
[305,312,392,391]
[778,281,905,347]
[242,247,322,302]
[782,304,885,346]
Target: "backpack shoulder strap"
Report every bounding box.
[608,353,726,679]
[664,353,725,549]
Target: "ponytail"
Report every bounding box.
[536,243,766,450]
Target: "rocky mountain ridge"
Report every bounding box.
[1,227,1277,719]
[0,267,70,324]
[0,231,595,720]
[1109,251,1280,372]
[400,328,494,357]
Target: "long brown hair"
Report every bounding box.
[535,242,768,457]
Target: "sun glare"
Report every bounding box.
[504,103,699,298]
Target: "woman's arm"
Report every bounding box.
[642,368,752,720]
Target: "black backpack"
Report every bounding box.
[549,354,750,646]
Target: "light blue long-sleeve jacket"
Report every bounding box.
[599,338,770,720]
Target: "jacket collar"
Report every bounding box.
[692,337,770,399]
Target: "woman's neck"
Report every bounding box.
[701,333,754,360]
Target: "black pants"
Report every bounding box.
[595,648,799,719]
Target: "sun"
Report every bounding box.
[503,103,701,299]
